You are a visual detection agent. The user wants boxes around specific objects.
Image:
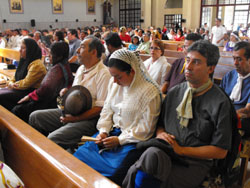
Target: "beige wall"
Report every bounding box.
[182,0,201,30]
[141,0,152,29]
[141,0,201,31]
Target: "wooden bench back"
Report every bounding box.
[164,50,185,58]
[0,106,119,188]
[0,48,20,62]
[139,53,235,84]
[139,54,178,65]
[220,51,233,57]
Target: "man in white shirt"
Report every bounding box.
[7,29,21,50]
[29,36,111,150]
[211,18,227,47]
[0,33,7,48]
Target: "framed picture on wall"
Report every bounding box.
[9,0,23,14]
[87,0,96,15]
[52,0,63,14]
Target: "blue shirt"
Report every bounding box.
[220,69,250,110]
[128,43,139,51]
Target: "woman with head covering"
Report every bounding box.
[223,31,240,52]
[0,38,47,111]
[11,41,73,123]
[74,49,161,185]
[143,39,171,86]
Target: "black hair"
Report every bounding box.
[108,58,132,74]
[85,35,105,58]
[132,36,140,45]
[81,30,88,35]
[94,32,102,39]
[216,18,221,22]
[50,41,69,65]
[55,31,65,41]
[69,29,78,38]
[28,33,34,38]
[15,38,42,81]
[177,28,184,37]
[187,40,220,67]
[186,33,203,41]
[234,41,250,60]
[105,32,123,48]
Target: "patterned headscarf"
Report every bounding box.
[103,49,162,127]
[109,49,162,96]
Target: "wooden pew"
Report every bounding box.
[213,64,235,84]
[0,69,15,79]
[220,51,233,57]
[218,56,234,66]
[162,40,184,51]
[0,106,119,188]
[164,50,185,59]
[139,54,178,65]
[0,48,20,63]
[166,57,178,64]
[139,54,151,61]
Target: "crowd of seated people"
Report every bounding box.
[0,21,249,187]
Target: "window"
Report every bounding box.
[202,0,217,5]
[201,7,212,28]
[119,0,141,28]
[201,0,250,31]
[164,14,182,31]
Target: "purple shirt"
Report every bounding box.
[164,58,186,93]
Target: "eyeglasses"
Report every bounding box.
[150,47,161,50]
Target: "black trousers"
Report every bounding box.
[0,88,34,111]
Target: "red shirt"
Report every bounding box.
[174,35,185,41]
[119,34,131,43]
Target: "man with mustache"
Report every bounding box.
[220,41,250,137]
[123,40,233,188]
[29,36,111,151]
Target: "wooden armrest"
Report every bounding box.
[0,48,20,61]
[0,106,119,188]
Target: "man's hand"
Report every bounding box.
[156,131,184,156]
[60,88,68,97]
[60,114,78,123]
[156,131,175,145]
[102,136,120,149]
[216,39,221,44]
[95,132,108,145]
[18,95,30,104]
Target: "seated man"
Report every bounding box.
[220,41,250,137]
[123,40,233,188]
[67,29,81,72]
[29,36,111,150]
[161,33,202,94]
[136,33,151,54]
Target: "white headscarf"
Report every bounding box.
[106,49,162,122]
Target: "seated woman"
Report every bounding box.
[0,38,46,111]
[143,40,171,86]
[128,36,140,51]
[12,41,73,123]
[174,29,185,41]
[223,31,240,52]
[74,49,161,185]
